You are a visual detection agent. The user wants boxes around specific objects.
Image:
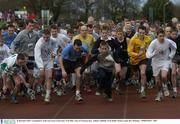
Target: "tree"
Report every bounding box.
[94,0,142,21]
[19,0,65,23]
[82,0,97,21]
[109,0,142,20]
[142,0,174,23]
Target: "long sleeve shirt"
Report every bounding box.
[146,38,177,65]
[170,36,180,56]
[34,37,56,69]
[91,37,117,55]
[113,37,128,63]
[128,34,151,65]
[11,30,39,57]
[80,53,114,73]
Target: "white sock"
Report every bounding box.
[27,88,31,93]
[162,83,167,88]
[141,86,145,93]
[76,90,80,96]
[173,87,177,92]
[46,90,51,97]
[71,73,76,86]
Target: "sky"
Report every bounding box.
[143,0,180,4]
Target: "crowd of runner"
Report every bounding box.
[0,16,180,104]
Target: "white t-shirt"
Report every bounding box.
[0,44,10,63]
[51,33,70,49]
[60,29,67,36]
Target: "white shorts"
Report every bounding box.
[33,67,40,78]
[39,60,54,70]
[152,61,171,76]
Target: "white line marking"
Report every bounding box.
[123,87,129,119]
[53,95,74,118]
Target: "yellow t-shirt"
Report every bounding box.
[128,34,151,65]
[73,34,95,53]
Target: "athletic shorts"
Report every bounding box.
[27,56,35,70]
[130,59,148,72]
[172,54,180,64]
[38,60,54,70]
[117,60,128,67]
[152,61,171,76]
[63,59,83,74]
[115,63,127,74]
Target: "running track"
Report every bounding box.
[0,86,180,119]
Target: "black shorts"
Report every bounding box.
[172,55,180,64]
[131,59,148,72]
[118,60,128,67]
[63,59,83,74]
[27,56,35,70]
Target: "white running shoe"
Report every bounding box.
[140,90,146,99]
[56,90,63,96]
[107,97,113,102]
[155,91,164,102]
[75,94,83,101]
[44,95,50,102]
[163,85,170,97]
[95,91,101,96]
[172,91,179,98]
[27,89,36,100]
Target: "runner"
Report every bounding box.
[170,28,180,98]
[0,33,11,99]
[73,25,95,92]
[58,39,88,101]
[2,24,17,48]
[34,29,57,102]
[113,27,129,94]
[0,53,31,104]
[11,20,39,71]
[128,25,151,98]
[146,29,177,102]
[81,41,115,101]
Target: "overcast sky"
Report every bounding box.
[143,0,180,4]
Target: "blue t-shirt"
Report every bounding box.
[61,44,88,61]
[2,32,17,48]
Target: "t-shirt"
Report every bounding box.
[73,34,95,53]
[51,33,70,49]
[61,44,88,62]
[0,44,10,63]
[2,32,17,48]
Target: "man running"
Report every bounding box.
[128,25,151,98]
[146,29,177,102]
[34,29,57,102]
